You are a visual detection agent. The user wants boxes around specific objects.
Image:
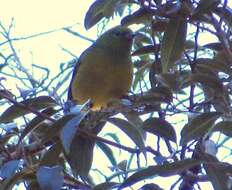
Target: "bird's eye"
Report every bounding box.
[113,31,121,36]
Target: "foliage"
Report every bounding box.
[1,0,232,189]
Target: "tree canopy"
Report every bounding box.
[0,0,232,190]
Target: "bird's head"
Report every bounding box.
[95,26,135,53]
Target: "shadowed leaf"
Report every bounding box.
[132,45,160,56]
[180,112,221,145]
[213,121,232,137]
[121,8,152,26]
[93,182,119,190]
[108,117,146,157]
[195,58,232,76]
[0,96,57,123]
[119,159,202,189]
[184,73,223,91]
[84,0,126,29]
[161,17,187,72]
[37,166,64,190]
[40,143,62,167]
[143,117,177,143]
[68,133,95,178]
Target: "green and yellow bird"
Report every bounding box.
[68,26,135,110]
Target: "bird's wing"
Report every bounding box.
[67,45,95,100]
[67,58,81,100]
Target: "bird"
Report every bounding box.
[68,26,135,110]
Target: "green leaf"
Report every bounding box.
[213,121,232,137]
[93,182,119,190]
[132,45,160,56]
[143,117,177,143]
[84,0,119,29]
[37,166,64,190]
[180,112,221,145]
[161,17,187,72]
[121,8,152,26]
[108,117,146,157]
[0,96,57,123]
[96,141,117,167]
[119,159,202,189]
[67,133,95,178]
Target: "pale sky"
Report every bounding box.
[1,0,95,69]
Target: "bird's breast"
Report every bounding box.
[71,53,133,109]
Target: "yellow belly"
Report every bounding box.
[71,57,133,110]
